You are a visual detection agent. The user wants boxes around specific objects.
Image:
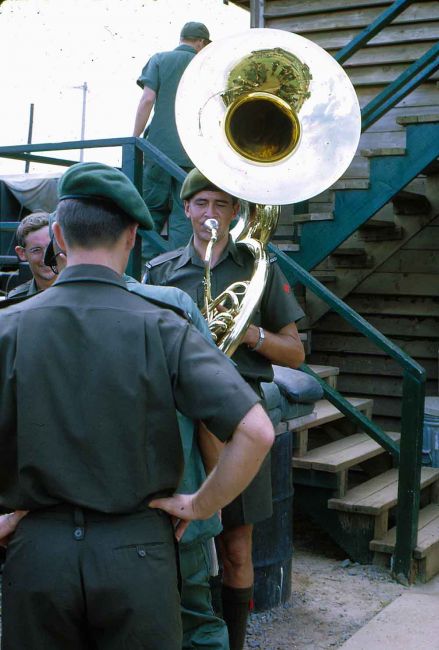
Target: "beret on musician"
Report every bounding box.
[180,168,215,200]
[58,162,154,230]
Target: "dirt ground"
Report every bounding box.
[245,514,407,650]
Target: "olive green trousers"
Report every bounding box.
[180,541,229,650]
[1,507,182,650]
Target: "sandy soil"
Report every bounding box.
[245,516,407,650]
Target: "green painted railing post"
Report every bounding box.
[122,142,144,279]
[121,141,143,194]
[393,372,425,583]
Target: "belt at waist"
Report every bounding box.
[28,503,165,523]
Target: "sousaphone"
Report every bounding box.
[175,28,361,355]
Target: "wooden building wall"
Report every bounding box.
[230,0,439,429]
[311,215,439,429]
[231,1,439,181]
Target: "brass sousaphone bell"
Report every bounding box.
[175,28,361,355]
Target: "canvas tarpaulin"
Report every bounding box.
[0,172,61,214]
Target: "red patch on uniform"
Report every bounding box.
[283,283,291,293]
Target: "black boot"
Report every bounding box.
[221,585,253,650]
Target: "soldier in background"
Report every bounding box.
[133,21,211,262]
[6,212,56,298]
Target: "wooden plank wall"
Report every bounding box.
[311,216,439,430]
[232,1,439,178]
[230,0,439,429]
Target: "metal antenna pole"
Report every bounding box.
[25,103,34,173]
[73,82,88,162]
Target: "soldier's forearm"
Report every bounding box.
[148,404,274,528]
[192,403,274,519]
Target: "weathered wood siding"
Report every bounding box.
[231,0,439,429]
[231,1,439,179]
[310,216,439,430]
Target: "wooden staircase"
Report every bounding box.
[286,364,439,582]
[272,115,439,291]
[273,115,439,432]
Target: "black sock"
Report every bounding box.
[209,573,223,617]
[221,584,253,650]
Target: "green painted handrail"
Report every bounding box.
[272,245,426,582]
[335,0,415,65]
[361,42,439,131]
[334,0,439,134]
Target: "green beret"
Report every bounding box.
[180,168,217,200]
[58,162,154,230]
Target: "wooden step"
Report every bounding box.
[370,500,439,556]
[330,247,374,269]
[329,466,439,515]
[392,190,431,216]
[293,430,399,473]
[396,114,439,126]
[361,147,406,158]
[288,396,373,433]
[307,364,339,389]
[311,270,337,284]
[292,212,333,224]
[331,179,369,190]
[370,502,439,582]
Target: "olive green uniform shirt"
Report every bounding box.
[6,277,38,299]
[0,263,259,512]
[137,44,196,166]
[124,276,222,545]
[145,237,305,383]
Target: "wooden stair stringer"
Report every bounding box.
[306,208,437,326]
[286,118,439,271]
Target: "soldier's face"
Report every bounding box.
[184,190,239,245]
[16,226,56,285]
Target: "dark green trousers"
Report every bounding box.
[180,541,229,650]
[1,507,182,650]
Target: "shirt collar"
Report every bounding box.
[28,278,38,294]
[172,236,246,270]
[175,44,197,54]
[54,264,127,288]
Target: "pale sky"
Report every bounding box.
[0,0,249,175]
